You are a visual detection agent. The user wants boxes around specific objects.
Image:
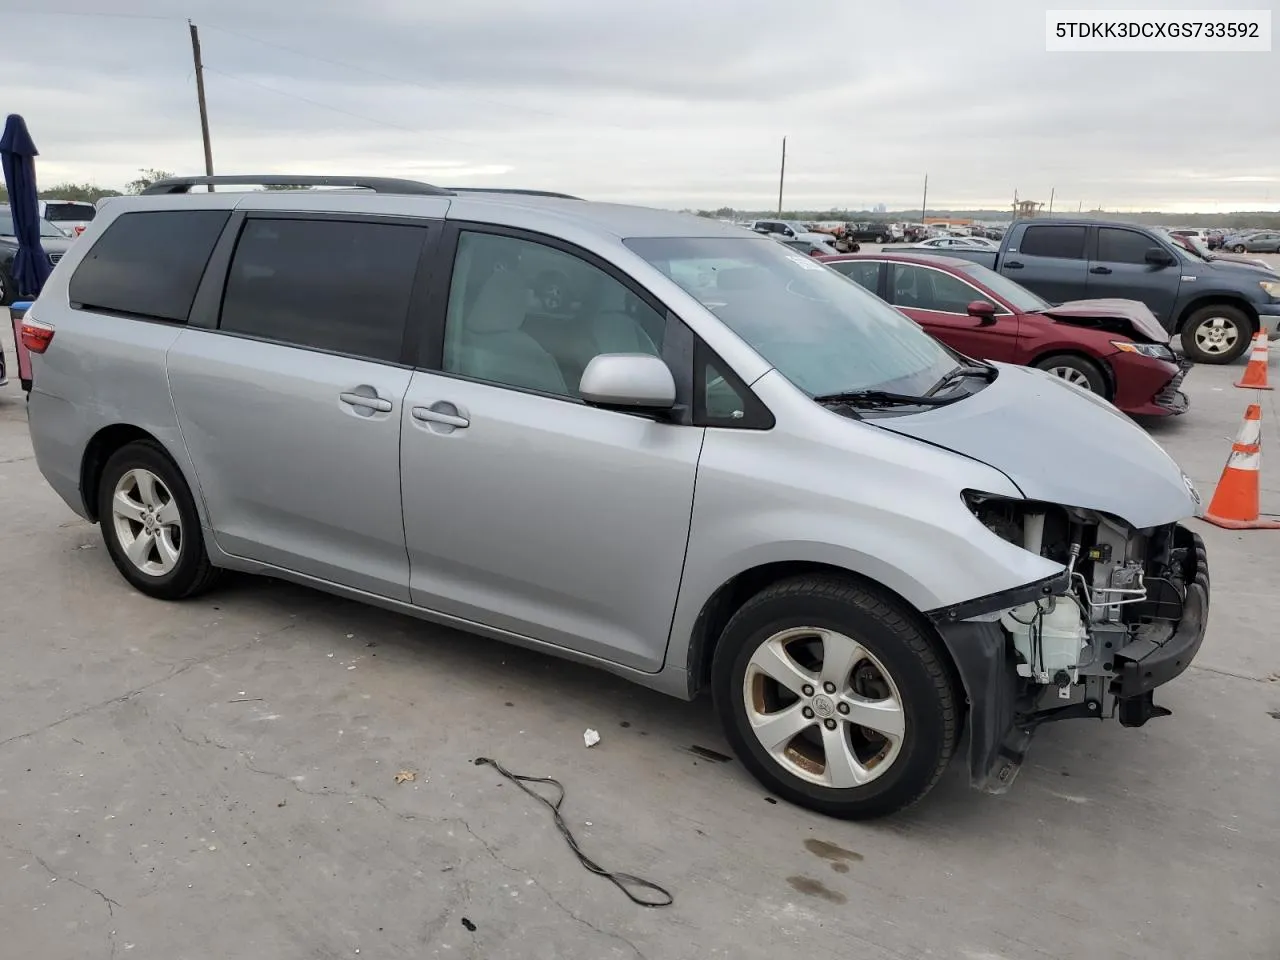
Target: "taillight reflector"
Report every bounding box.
[20,321,54,353]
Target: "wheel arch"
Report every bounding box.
[1174,295,1258,334]
[684,561,965,711]
[1028,349,1115,399]
[80,425,189,523]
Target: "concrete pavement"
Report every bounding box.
[0,327,1277,960]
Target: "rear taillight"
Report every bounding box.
[20,321,54,353]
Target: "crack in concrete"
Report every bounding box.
[171,728,647,959]
[0,625,298,752]
[0,842,122,960]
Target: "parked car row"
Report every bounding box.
[898,218,1280,364]
[1,204,76,305]
[818,252,1189,417]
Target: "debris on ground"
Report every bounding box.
[395,770,416,783]
[583,728,601,748]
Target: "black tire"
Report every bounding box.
[1232,244,1247,253]
[0,269,14,307]
[876,234,889,244]
[98,440,221,600]
[1032,353,1108,396]
[1180,304,1253,365]
[712,574,958,820]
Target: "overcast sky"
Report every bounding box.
[1,0,1276,212]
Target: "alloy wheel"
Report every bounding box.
[111,468,183,577]
[742,626,906,788]
[1046,365,1096,390]
[1193,316,1240,356]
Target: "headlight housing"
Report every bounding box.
[1111,340,1176,361]
[1259,280,1280,300]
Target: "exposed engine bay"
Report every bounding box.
[959,493,1210,788]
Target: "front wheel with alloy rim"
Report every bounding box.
[98,440,221,600]
[1180,304,1253,364]
[1032,353,1108,396]
[712,574,958,819]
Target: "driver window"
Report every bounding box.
[441,231,666,398]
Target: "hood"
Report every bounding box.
[1208,252,1274,271]
[1200,256,1279,280]
[871,363,1199,529]
[1038,298,1169,343]
[0,234,73,253]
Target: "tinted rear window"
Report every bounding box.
[44,203,96,222]
[1019,225,1086,260]
[69,210,230,322]
[218,217,427,363]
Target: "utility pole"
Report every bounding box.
[776,137,787,216]
[921,173,928,223]
[1048,186,1055,214]
[188,21,214,190]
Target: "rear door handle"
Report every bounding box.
[1004,260,1024,269]
[1090,266,1113,275]
[412,404,470,429]
[340,391,393,413]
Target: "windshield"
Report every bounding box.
[43,202,95,223]
[957,262,1050,312]
[625,236,958,398]
[1153,228,1205,263]
[0,212,67,238]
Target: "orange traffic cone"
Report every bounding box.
[1203,403,1280,529]
[1235,332,1273,390]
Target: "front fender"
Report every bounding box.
[664,403,1063,676]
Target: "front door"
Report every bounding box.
[888,262,1021,362]
[1085,225,1181,321]
[167,213,436,600]
[399,227,704,671]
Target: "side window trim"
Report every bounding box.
[207,211,434,367]
[693,337,774,430]
[890,263,1010,316]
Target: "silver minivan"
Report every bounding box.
[24,176,1209,819]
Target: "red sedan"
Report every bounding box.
[817,252,1190,417]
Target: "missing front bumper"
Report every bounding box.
[935,525,1210,791]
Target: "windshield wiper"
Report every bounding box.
[927,362,996,396]
[813,389,965,409]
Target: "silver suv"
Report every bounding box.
[24,175,1209,819]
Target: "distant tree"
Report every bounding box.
[124,168,176,194]
[39,182,122,203]
[714,206,736,218]
[262,183,312,191]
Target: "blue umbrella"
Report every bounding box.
[1,113,52,298]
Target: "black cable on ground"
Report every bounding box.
[473,756,674,908]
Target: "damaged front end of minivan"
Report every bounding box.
[928,493,1210,794]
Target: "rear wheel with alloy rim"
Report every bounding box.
[98,440,221,600]
[1180,304,1252,364]
[712,574,958,819]
[1033,353,1108,396]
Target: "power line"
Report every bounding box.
[201,23,634,132]
[201,65,483,150]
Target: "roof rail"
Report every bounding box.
[140,175,451,196]
[445,187,582,200]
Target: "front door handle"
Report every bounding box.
[1004,260,1023,269]
[412,403,470,430]
[1090,266,1113,275]
[340,390,393,413]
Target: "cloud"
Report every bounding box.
[2,0,1277,211]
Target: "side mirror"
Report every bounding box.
[1145,247,1176,267]
[579,354,676,413]
[967,300,998,325]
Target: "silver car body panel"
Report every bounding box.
[873,363,1200,529]
[26,187,1198,705]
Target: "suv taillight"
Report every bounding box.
[20,320,54,353]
